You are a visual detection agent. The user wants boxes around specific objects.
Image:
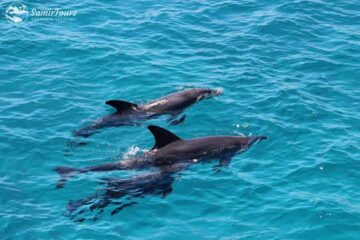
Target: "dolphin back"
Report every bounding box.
[148,125,182,150]
[105,100,139,112]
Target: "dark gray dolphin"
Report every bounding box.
[65,163,188,222]
[56,125,267,188]
[73,88,222,138]
[62,126,267,221]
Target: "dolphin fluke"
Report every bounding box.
[54,166,79,188]
[55,166,79,175]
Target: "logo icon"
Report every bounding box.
[5,2,28,25]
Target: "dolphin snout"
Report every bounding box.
[210,88,223,96]
[248,136,268,145]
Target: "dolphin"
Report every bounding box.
[65,163,188,222]
[56,125,267,188]
[73,88,222,138]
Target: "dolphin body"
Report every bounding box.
[56,125,267,188]
[65,163,188,222]
[73,88,222,138]
[62,126,267,221]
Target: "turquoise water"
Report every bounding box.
[1,0,360,239]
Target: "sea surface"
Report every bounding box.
[1,0,360,239]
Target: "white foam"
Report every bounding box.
[122,146,147,159]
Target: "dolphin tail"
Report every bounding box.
[55,166,79,175]
[54,166,79,189]
[72,127,100,138]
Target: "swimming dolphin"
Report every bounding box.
[56,125,267,188]
[73,88,222,138]
[65,163,188,222]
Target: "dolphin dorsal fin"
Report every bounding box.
[148,125,182,150]
[106,100,138,112]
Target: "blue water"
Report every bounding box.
[1,0,360,239]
